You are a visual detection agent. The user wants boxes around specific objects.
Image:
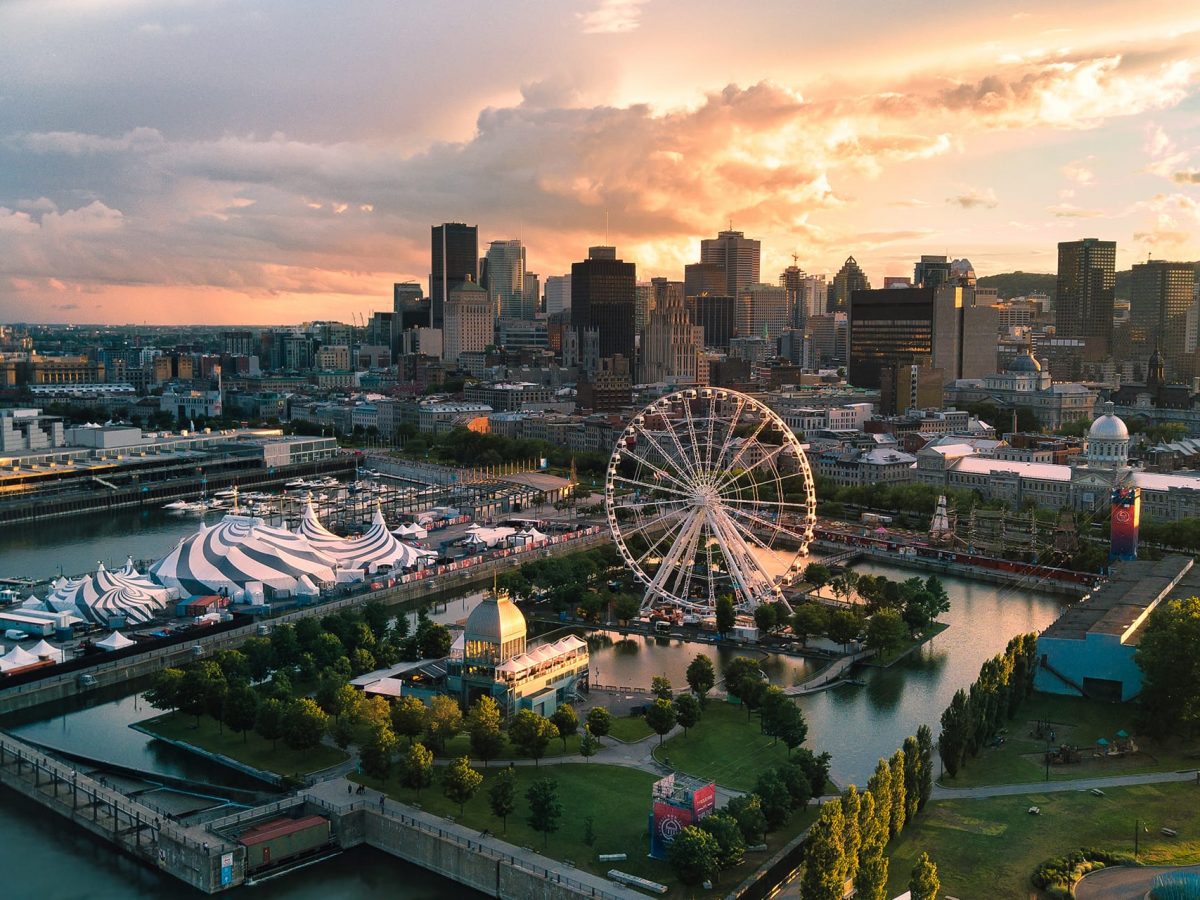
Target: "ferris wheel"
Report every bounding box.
[605,388,816,615]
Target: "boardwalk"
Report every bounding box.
[783,649,872,696]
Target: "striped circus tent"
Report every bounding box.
[296,500,435,573]
[150,513,337,597]
[44,562,174,626]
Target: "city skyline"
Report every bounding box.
[0,0,1198,324]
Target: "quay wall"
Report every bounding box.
[0,531,610,717]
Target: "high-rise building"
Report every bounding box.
[523,272,540,319]
[571,246,636,361]
[737,283,790,340]
[684,262,726,298]
[1056,238,1116,360]
[848,285,997,388]
[483,239,528,319]
[442,278,492,365]
[914,255,952,290]
[393,282,429,332]
[430,223,478,329]
[690,294,736,349]
[780,265,806,329]
[641,289,704,385]
[544,275,571,317]
[831,256,870,312]
[700,230,761,299]
[635,281,655,334]
[1130,260,1195,376]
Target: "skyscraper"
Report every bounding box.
[737,283,790,339]
[442,278,492,365]
[641,289,704,385]
[700,230,761,299]
[1130,260,1195,375]
[483,239,528,320]
[544,275,571,317]
[393,282,429,332]
[831,256,870,312]
[571,246,636,361]
[848,285,997,388]
[430,223,478,329]
[913,255,952,290]
[1056,238,1116,359]
[684,262,726,298]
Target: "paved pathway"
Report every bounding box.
[783,649,872,696]
[932,768,1200,801]
[1075,863,1200,900]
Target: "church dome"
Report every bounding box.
[1089,401,1129,441]
[1007,352,1041,374]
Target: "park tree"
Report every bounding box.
[685,654,715,702]
[916,725,934,810]
[800,800,847,900]
[585,706,612,741]
[938,688,970,777]
[803,563,831,596]
[391,696,427,746]
[467,695,505,765]
[777,704,809,756]
[145,667,185,716]
[650,675,673,701]
[790,603,828,646]
[332,684,361,722]
[674,693,701,735]
[424,695,463,753]
[212,649,249,685]
[442,755,483,814]
[349,647,376,676]
[723,656,765,712]
[726,794,767,844]
[856,849,889,900]
[827,609,863,651]
[854,790,888,900]
[866,758,893,844]
[715,596,736,638]
[699,812,746,870]
[489,767,517,832]
[775,763,812,809]
[923,576,951,623]
[902,735,922,821]
[331,716,355,751]
[865,609,908,657]
[612,594,642,624]
[550,704,579,751]
[839,786,862,885]
[269,671,294,702]
[224,683,259,743]
[269,624,301,669]
[753,603,778,634]
[241,637,273,681]
[357,696,392,732]
[792,748,832,798]
[760,686,792,740]
[1135,596,1200,738]
[361,725,399,781]
[668,826,722,886]
[579,726,600,761]
[526,778,563,848]
[753,770,792,831]
[508,710,557,764]
[645,698,677,744]
[283,698,329,750]
[402,741,434,795]
[909,852,940,900]
[312,632,345,670]
[888,750,907,837]
[255,697,286,748]
[418,623,453,659]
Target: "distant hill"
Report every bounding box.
[976,272,1056,301]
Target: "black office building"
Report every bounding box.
[1056,238,1116,360]
[690,294,736,349]
[571,246,636,361]
[430,223,478,329]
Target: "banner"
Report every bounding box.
[1109,487,1141,562]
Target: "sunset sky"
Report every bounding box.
[1,0,1198,324]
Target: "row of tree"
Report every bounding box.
[1135,595,1200,739]
[938,633,1039,778]
[800,726,936,900]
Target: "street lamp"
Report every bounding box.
[1134,818,1148,859]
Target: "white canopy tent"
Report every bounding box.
[95,631,135,651]
[28,639,63,662]
[0,645,41,671]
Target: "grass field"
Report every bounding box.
[352,762,817,894]
[940,693,1200,788]
[606,714,655,743]
[884,780,1200,899]
[141,712,349,776]
[651,700,803,792]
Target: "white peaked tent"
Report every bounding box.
[296,500,435,573]
[28,640,63,662]
[95,631,135,651]
[150,513,337,596]
[391,522,429,540]
[44,562,174,626]
[0,645,41,671]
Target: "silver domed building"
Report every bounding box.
[1085,401,1130,469]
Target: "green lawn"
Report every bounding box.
[352,762,817,895]
[140,713,349,777]
[606,715,655,743]
[884,781,1200,899]
[941,693,1200,788]
[431,729,584,761]
[652,700,803,792]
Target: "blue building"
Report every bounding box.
[1035,556,1196,702]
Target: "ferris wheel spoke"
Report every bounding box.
[723,503,814,546]
[633,419,701,486]
[654,410,705,485]
[614,447,695,495]
[612,504,689,542]
[721,412,773,476]
[608,490,692,511]
[707,508,773,605]
[703,393,718,475]
[680,397,706,485]
[634,507,696,571]
[608,472,695,501]
[670,516,706,601]
[712,440,794,496]
[710,394,747,478]
[646,509,706,599]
